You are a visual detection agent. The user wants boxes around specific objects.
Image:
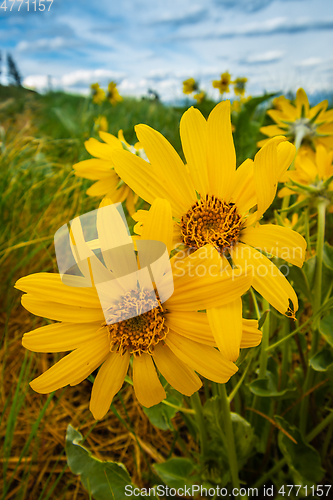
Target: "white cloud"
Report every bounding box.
[17,37,71,52]
[242,50,285,64]
[297,57,322,67]
[61,69,126,87]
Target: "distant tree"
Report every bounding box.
[7,53,22,86]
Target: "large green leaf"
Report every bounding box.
[248,370,295,399]
[319,312,333,347]
[323,241,333,271]
[275,416,325,485]
[153,458,196,489]
[66,425,141,499]
[309,345,333,372]
[143,394,181,430]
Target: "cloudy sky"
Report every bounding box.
[1,0,333,101]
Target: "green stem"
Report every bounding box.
[219,384,240,489]
[190,392,208,457]
[299,197,328,435]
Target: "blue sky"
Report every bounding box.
[1,0,333,101]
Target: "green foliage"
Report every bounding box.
[66,425,142,499]
[153,458,196,489]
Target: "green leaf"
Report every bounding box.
[319,312,333,347]
[143,395,180,430]
[258,309,270,329]
[248,370,295,399]
[66,425,141,500]
[153,458,196,489]
[309,346,333,372]
[323,242,333,270]
[275,416,325,485]
[303,256,316,290]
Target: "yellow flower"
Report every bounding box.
[279,145,333,211]
[90,83,106,105]
[110,101,306,362]
[107,81,123,106]
[193,91,206,104]
[212,72,232,94]
[94,115,108,132]
[259,88,333,150]
[233,77,247,97]
[183,78,198,95]
[73,130,146,215]
[15,199,260,420]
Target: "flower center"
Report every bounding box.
[106,289,168,356]
[179,194,243,252]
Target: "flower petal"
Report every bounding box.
[240,224,306,267]
[206,298,243,361]
[153,343,202,396]
[111,149,185,217]
[15,273,101,308]
[277,141,296,180]
[166,331,238,383]
[22,322,103,352]
[241,319,262,348]
[230,243,298,317]
[133,353,166,407]
[135,124,196,211]
[140,198,174,255]
[165,310,214,345]
[295,88,309,117]
[98,131,123,149]
[90,351,130,420]
[85,138,115,160]
[73,159,113,180]
[231,159,256,214]
[30,332,109,393]
[21,295,105,323]
[207,101,236,200]
[180,106,209,195]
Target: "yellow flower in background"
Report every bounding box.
[15,199,261,420]
[259,88,333,150]
[107,81,123,106]
[94,115,108,132]
[183,78,198,95]
[233,77,248,97]
[193,91,206,104]
[212,72,232,94]
[73,130,146,215]
[110,102,306,362]
[91,83,106,105]
[279,145,333,211]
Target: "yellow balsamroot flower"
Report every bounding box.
[193,90,206,104]
[73,130,146,215]
[279,145,333,211]
[233,77,248,97]
[183,78,198,95]
[212,72,232,94]
[94,115,108,132]
[15,199,260,420]
[259,88,333,150]
[110,102,307,360]
[107,81,123,106]
[91,83,106,105]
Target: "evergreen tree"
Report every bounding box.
[7,53,22,86]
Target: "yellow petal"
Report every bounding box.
[207,101,236,200]
[180,106,209,195]
[73,159,113,180]
[133,353,166,407]
[21,295,104,323]
[206,298,242,361]
[111,149,185,217]
[153,343,202,396]
[135,124,196,210]
[90,351,130,420]
[140,199,174,255]
[254,136,286,219]
[277,141,296,181]
[240,224,306,267]
[260,125,286,137]
[241,319,262,348]
[99,131,123,149]
[295,88,309,117]
[15,273,101,308]
[86,175,123,197]
[30,332,109,393]
[231,243,298,317]
[85,138,115,160]
[316,144,330,179]
[165,310,214,345]
[22,322,103,352]
[231,159,256,214]
[166,331,238,383]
